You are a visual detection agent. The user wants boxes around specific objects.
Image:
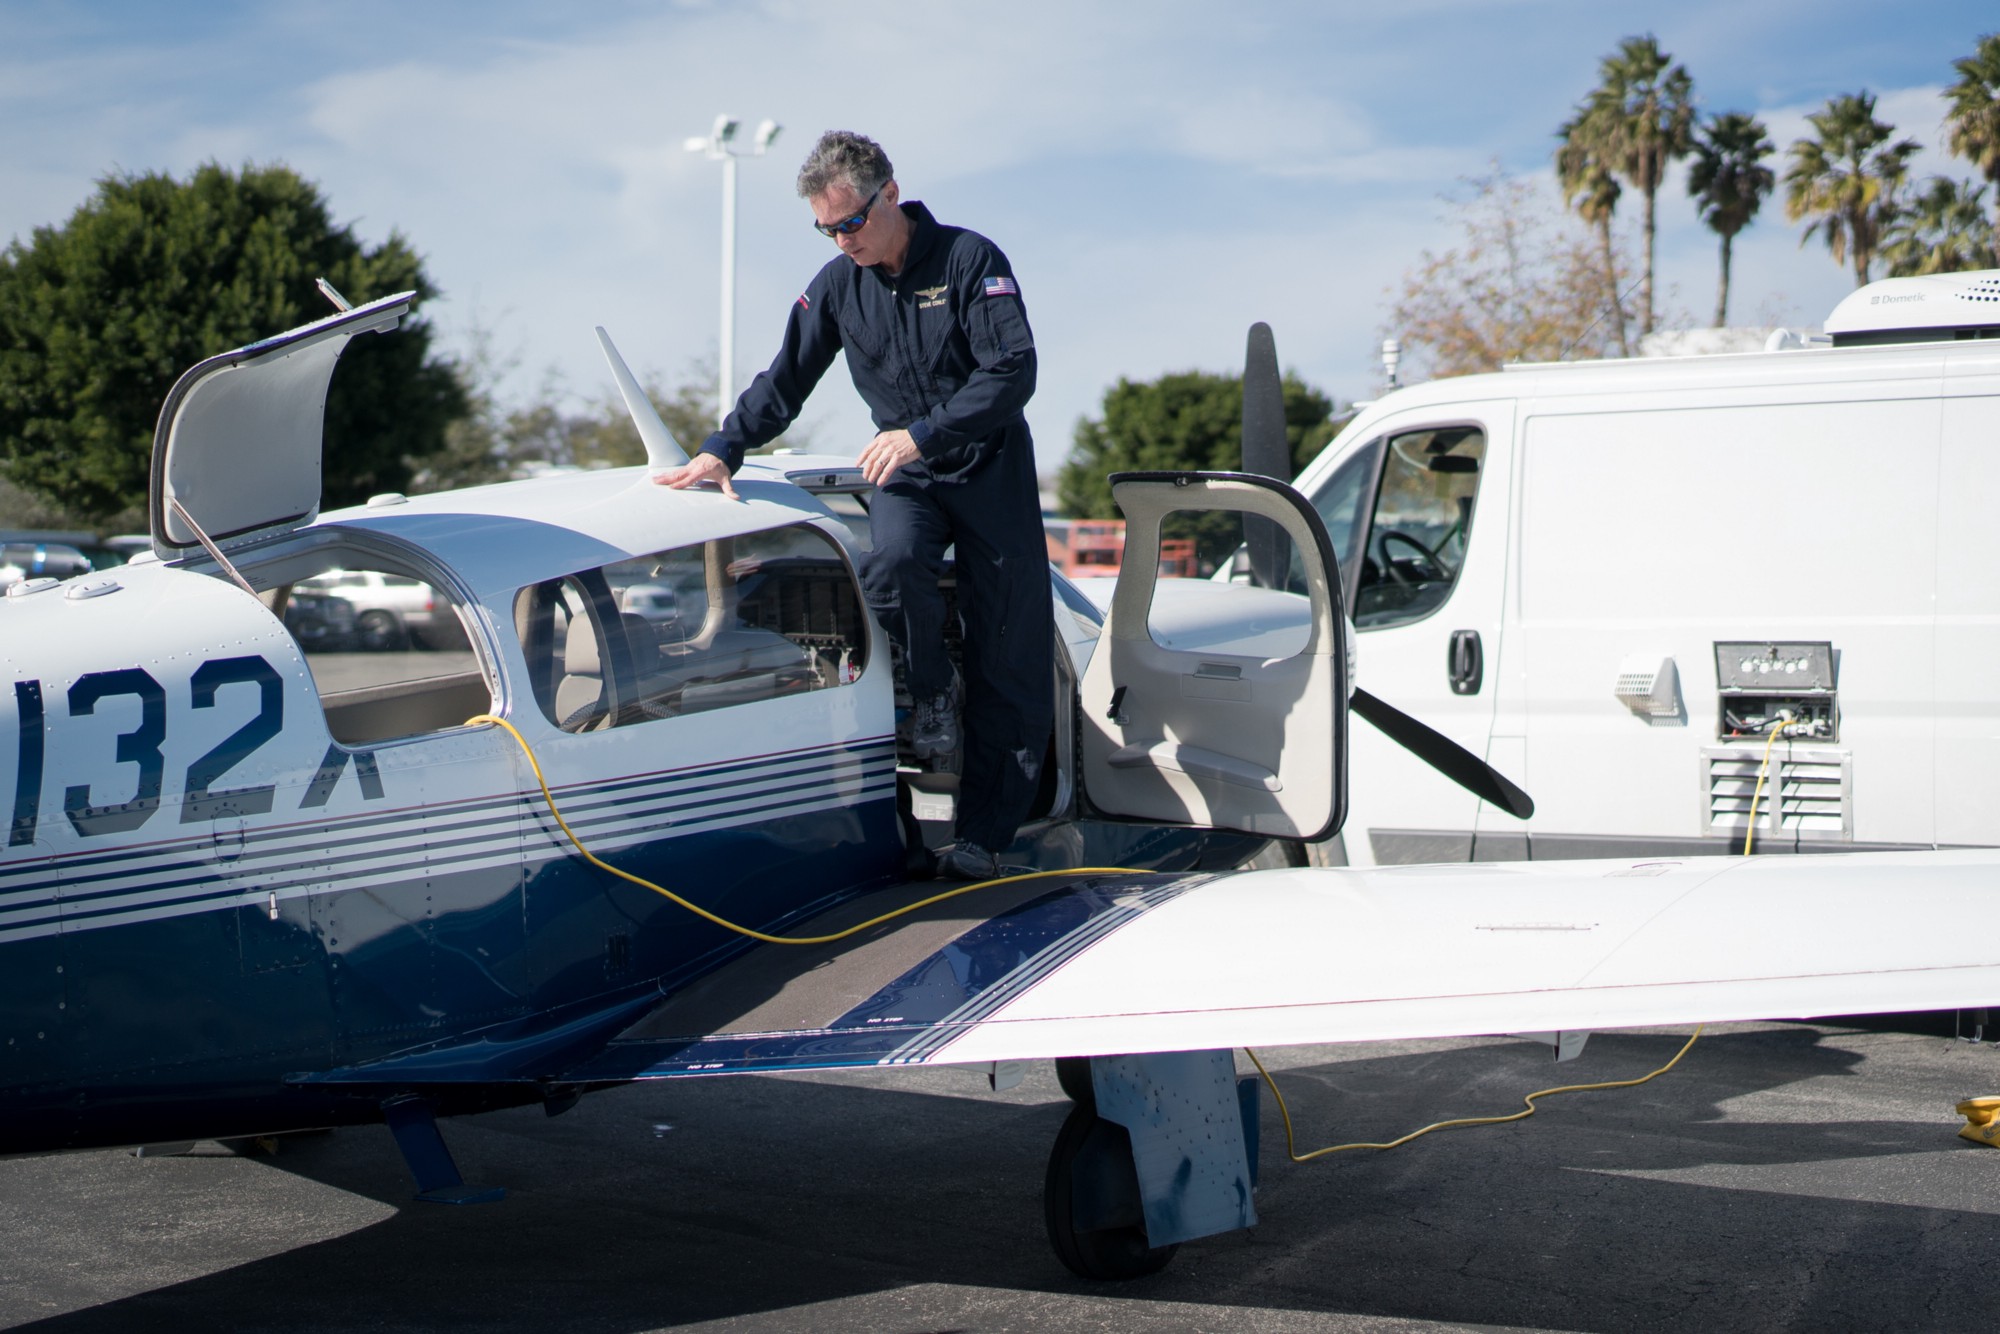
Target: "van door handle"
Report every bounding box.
[1449,630,1483,695]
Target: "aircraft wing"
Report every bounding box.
[560,849,2000,1081]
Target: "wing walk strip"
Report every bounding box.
[0,739,895,943]
[576,875,1209,1079]
[878,879,1203,1065]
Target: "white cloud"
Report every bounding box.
[1,3,1988,484]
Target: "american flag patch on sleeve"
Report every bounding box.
[982,275,1019,298]
[796,292,811,309]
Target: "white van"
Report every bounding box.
[1284,269,2000,867]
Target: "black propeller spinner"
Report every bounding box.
[1235,323,1533,821]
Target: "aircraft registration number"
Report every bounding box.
[6,655,376,847]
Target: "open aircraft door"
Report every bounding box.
[1078,471,1347,841]
[149,291,413,560]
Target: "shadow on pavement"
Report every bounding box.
[14,1024,2000,1332]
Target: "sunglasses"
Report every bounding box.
[813,187,882,238]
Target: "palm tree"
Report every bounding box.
[1581,35,1695,336]
[1687,112,1775,326]
[1943,33,2000,247]
[1556,107,1630,355]
[1783,91,1921,287]
[1881,177,1998,275]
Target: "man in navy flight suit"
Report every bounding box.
[656,131,1052,880]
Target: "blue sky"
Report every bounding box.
[2,1,1994,474]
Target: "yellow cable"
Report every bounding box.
[465,713,1147,946]
[1742,715,1797,855]
[1244,1027,1702,1161]
[471,720,1703,1148]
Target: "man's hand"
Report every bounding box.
[651,451,741,501]
[859,429,922,487]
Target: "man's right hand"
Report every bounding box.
[652,451,741,501]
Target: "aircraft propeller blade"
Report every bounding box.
[1350,688,1535,820]
[1240,322,1288,588]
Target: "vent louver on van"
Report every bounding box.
[1702,746,1852,843]
[1963,275,2000,305]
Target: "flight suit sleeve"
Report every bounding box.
[906,242,1037,458]
[700,275,843,473]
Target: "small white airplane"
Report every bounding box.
[3,293,1997,1281]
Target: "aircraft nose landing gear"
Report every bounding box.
[1040,1050,1260,1280]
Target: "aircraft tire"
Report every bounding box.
[1042,1102,1177,1281]
[1054,1056,1094,1105]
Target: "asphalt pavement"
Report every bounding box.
[4,1020,1999,1332]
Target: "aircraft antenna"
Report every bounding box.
[595,327,690,471]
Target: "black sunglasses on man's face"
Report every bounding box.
[813,187,882,238]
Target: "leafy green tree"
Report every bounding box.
[1687,112,1776,326]
[1057,368,1338,571]
[1556,108,1630,355]
[1575,35,1695,336]
[1880,177,1998,275]
[0,162,466,523]
[1944,33,2000,243]
[1783,92,1921,286]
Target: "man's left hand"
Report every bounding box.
[859,429,922,487]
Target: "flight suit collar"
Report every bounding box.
[876,200,940,282]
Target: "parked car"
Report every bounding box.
[298,569,465,651]
[81,535,155,568]
[281,589,358,651]
[618,582,679,624]
[0,542,93,589]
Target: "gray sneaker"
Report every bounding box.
[910,679,962,760]
[933,841,1001,881]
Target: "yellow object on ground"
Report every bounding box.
[1956,1096,2000,1146]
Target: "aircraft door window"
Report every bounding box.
[261,557,492,746]
[1149,511,1312,660]
[1349,426,1485,629]
[516,523,869,732]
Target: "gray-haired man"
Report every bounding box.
[657,131,1053,880]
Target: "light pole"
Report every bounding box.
[684,114,781,429]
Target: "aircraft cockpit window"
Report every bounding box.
[1348,425,1485,629]
[262,560,490,746]
[516,523,869,732]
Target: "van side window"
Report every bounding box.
[515,523,869,732]
[1349,426,1485,629]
